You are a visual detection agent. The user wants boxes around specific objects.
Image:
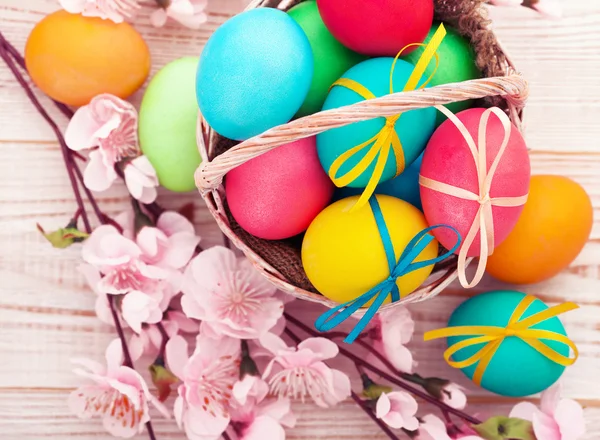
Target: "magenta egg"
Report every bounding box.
[420,108,530,256]
[226,136,335,240]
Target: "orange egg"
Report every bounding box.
[25,11,150,106]
[486,175,593,284]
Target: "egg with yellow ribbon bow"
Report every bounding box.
[425,290,579,397]
[316,23,447,211]
[317,58,436,202]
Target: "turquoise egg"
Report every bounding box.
[317,58,436,188]
[196,8,313,140]
[447,290,569,397]
[334,152,423,210]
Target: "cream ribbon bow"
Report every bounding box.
[419,106,529,288]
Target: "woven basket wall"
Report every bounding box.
[195,0,529,313]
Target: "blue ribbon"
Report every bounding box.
[314,197,462,344]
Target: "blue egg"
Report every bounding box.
[317,58,436,188]
[196,8,313,141]
[448,290,569,397]
[334,152,423,210]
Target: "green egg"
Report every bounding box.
[402,22,481,125]
[288,0,366,117]
[139,57,201,192]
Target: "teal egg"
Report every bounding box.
[448,290,569,397]
[317,58,436,188]
[196,8,313,141]
[333,152,423,210]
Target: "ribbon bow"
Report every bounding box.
[424,295,579,386]
[315,196,461,344]
[419,106,529,288]
[328,24,447,212]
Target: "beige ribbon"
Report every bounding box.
[419,106,529,288]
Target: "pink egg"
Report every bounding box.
[420,108,530,256]
[226,136,335,240]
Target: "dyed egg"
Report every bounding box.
[420,108,530,255]
[139,57,202,193]
[196,8,313,140]
[288,0,366,117]
[447,290,570,396]
[317,58,436,188]
[25,11,150,107]
[334,152,423,210]
[226,137,334,240]
[316,0,433,56]
[302,195,437,304]
[487,175,593,284]
[402,23,481,125]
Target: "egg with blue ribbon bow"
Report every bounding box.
[425,290,579,397]
[302,194,460,343]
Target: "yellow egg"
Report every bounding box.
[302,195,438,304]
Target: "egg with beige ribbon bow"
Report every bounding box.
[419,107,531,288]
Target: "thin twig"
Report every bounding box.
[156,321,169,359]
[284,312,481,425]
[222,430,232,440]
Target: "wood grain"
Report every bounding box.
[1,0,599,438]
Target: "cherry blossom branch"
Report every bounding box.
[283,312,481,425]
[0,32,158,440]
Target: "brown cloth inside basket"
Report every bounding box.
[209,0,511,292]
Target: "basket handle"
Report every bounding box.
[195,73,528,192]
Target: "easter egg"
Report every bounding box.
[139,57,202,193]
[302,195,437,304]
[288,0,366,117]
[334,152,424,210]
[420,108,530,255]
[25,11,150,107]
[196,8,313,140]
[447,290,570,396]
[402,23,481,125]
[487,175,593,284]
[317,58,436,188]
[316,0,433,56]
[226,137,334,240]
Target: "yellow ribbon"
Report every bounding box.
[424,295,579,386]
[328,24,447,211]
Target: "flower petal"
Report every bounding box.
[65,106,101,150]
[510,402,539,422]
[158,211,196,236]
[162,232,200,269]
[150,8,168,27]
[105,339,124,370]
[241,415,285,440]
[376,392,391,419]
[555,398,586,440]
[84,149,117,192]
[297,337,339,361]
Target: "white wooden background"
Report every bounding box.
[1,0,599,438]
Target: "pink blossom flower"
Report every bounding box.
[375,391,419,431]
[124,156,159,203]
[65,94,139,192]
[233,375,270,406]
[230,397,296,440]
[415,415,451,440]
[440,383,467,410]
[79,263,115,326]
[59,0,140,23]
[166,334,240,440]
[69,339,168,438]
[510,383,586,440]
[82,225,167,295]
[260,333,351,408]
[130,309,198,361]
[181,246,283,339]
[369,306,415,373]
[151,0,208,29]
[121,290,163,333]
[530,0,562,18]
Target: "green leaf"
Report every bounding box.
[472,416,535,440]
[149,363,179,402]
[362,383,393,400]
[37,223,89,249]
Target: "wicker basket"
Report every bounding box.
[195,0,529,313]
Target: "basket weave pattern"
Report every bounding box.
[195,0,529,312]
